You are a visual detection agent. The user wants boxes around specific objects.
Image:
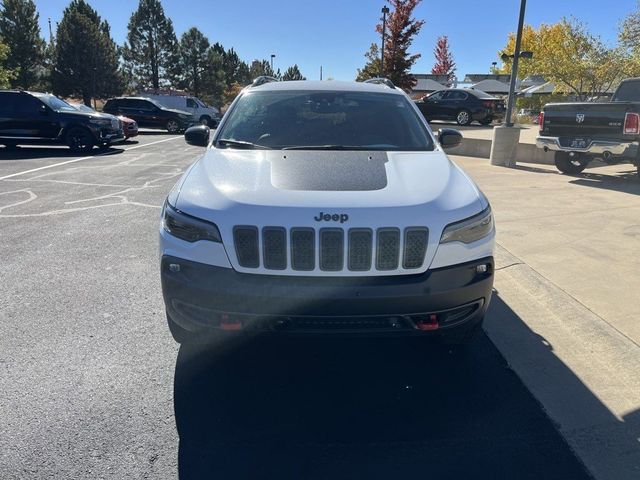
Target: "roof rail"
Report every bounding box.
[250,76,279,87]
[363,77,396,89]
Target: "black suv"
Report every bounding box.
[415,89,505,126]
[0,90,124,152]
[103,97,194,133]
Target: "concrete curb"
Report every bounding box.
[449,137,555,165]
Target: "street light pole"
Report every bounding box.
[270,54,275,74]
[380,5,389,77]
[505,0,527,127]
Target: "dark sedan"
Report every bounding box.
[415,89,505,126]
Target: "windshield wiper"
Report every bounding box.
[282,145,364,150]
[216,138,271,149]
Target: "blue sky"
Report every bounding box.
[33,0,637,81]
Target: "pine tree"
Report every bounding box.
[52,0,123,105]
[355,43,382,81]
[249,59,275,78]
[122,0,179,89]
[0,0,45,89]
[177,27,209,96]
[0,41,15,87]
[431,35,456,86]
[282,64,305,81]
[377,0,424,91]
[200,48,226,107]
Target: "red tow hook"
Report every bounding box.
[219,314,243,331]
[415,314,439,331]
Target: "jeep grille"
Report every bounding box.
[233,226,428,273]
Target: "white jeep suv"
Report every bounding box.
[160,78,494,343]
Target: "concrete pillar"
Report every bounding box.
[490,125,521,167]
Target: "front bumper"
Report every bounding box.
[97,129,125,144]
[536,136,639,158]
[161,255,494,335]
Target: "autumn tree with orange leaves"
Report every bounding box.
[357,0,424,91]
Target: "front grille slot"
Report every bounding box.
[262,227,286,270]
[403,228,428,269]
[290,228,315,271]
[348,229,372,271]
[376,228,400,270]
[320,228,344,271]
[234,226,259,268]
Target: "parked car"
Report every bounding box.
[72,103,138,139]
[160,77,495,345]
[0,90,124,152]
[140,92,220,127]
[537,77,640,176]
[102,97,194,133]
[415,89,505,126]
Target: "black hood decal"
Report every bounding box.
[270,151,388,191]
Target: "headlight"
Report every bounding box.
[440,207,493,244]
[89,118,112,127]
[162,201,222,243]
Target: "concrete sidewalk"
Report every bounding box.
[454,155,640,479]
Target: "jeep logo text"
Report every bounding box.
[314,212,349,223]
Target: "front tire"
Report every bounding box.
[456,109,472,126]
[199,116,211,127]
[479,116,493,126]
[166,119,180,133]
[555,151,588,175]
[65,127,94,153]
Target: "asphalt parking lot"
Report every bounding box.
[0,134,592,479]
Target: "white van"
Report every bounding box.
[140,93,220,127]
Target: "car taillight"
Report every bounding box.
[624,112,639,134]
[538,112,544,131]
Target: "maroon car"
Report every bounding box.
[72,104,138,140]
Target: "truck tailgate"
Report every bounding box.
[542,102,635,139]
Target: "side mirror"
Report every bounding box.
[184,125,210,147]
[438,128,462,150]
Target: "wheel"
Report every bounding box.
[65,127,94,153]
[456,109,472,126]
[199,116,211,127]
[439,317,484,345]
[166,119,181,133]
[167,310,196,344]
[479,116,493,126]
[98,143,110,151]
[554,151,588,175]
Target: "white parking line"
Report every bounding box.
[0,136,181,181]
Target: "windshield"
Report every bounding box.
[612,81,640,102]
[38,95,77,112]
[216,90,434,151]
[72,104,95,113]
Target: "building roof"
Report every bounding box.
[470,79,511,94]
[520,81,556,96]
[413,78,446,92]
[464,74,511,84]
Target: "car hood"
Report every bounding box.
[174,147,483,226]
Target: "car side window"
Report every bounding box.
[186,98,197,108]
[448,91,468,101]
[428,91,445,101]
